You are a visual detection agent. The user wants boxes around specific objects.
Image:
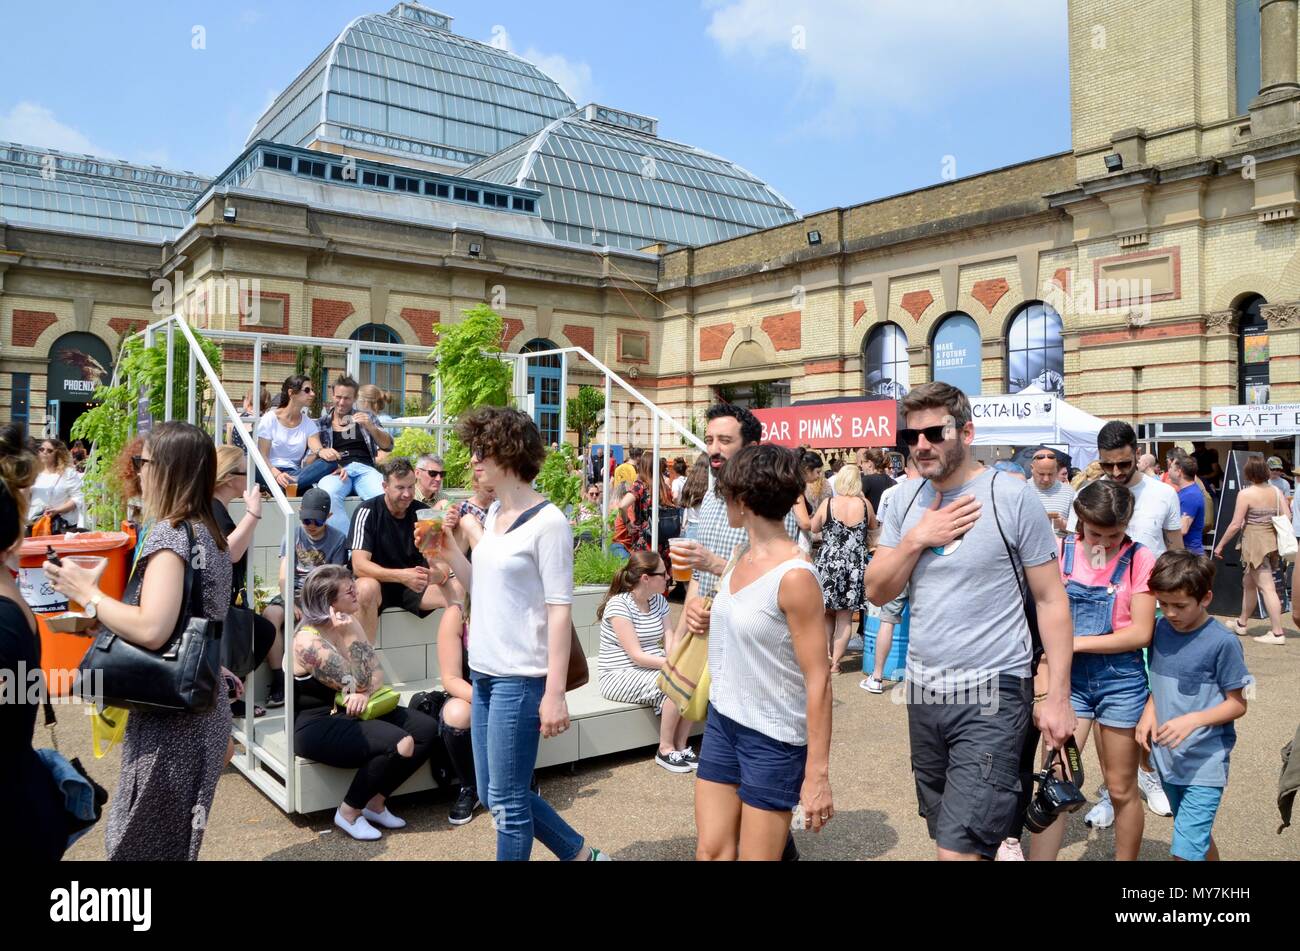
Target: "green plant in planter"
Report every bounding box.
[389,427,441,465]
[573,542,626,587]
[538,443,582,516]
[430,304,514,487]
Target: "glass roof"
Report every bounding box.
[248,4,576,169]
[0,142,209,242]
[461,108,800,250]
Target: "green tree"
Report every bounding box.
[566,385,605,458]
[430,304,514,487]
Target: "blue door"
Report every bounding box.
[350,324,405,398]
[522,338,561,445]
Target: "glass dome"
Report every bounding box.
[462,104,800,250]
[248,3,577,171]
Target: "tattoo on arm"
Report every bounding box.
[297,636,352,691]
[348,640,380,691]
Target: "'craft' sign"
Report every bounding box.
[754,399,897,449]
[1211,404,1300,438]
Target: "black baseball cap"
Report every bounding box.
[299,488,331,522]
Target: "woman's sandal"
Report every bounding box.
[231,700,267,719]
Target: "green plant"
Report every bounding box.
[294,345,325,416]
[389,427,440,464]
[573,542,626,587]
[72,327,224,528]
[403,396,425,418]
[537,443,582,514]
[566,385,605,458]
[429,303,514,486]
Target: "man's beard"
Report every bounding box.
[915,440,965,482]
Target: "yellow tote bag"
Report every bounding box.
[91,706,129,759]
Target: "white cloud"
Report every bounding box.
[0,102,116,156]
[483,26,595,106]
[704,0,1066,136]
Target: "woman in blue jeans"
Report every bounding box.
[1028,479,1156,861]
[436,406,609,861]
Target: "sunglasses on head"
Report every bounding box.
[899,425,953,447]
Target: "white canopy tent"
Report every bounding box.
[969,385,1105,466]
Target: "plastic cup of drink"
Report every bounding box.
[417,509,444,553]
[64,556,108,614]
[286,482,298,499]
[668,537,695,583]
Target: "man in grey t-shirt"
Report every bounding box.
[865,382,1075,861]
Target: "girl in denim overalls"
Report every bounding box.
[1029,480,1156,861]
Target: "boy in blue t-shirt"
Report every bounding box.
[1139,551,1251,861]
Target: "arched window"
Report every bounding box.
[863,323,909,399]
[1236,0,1261,116]
[522,338,562,445]
[1237,294,1269,404]
[1006,302,1065,397]
[350,324,405,397]
[930,312,982,395]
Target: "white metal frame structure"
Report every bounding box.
[118,315,701,812]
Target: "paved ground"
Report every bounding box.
[43,617,1299,861]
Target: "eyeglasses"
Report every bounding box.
[899,425,952,447]
[38,447,54,454]
[132,456,152,470]
[301,518,325,527]
[1098,459,1135,473]
[646,570,676,588]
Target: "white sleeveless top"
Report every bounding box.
[708,557,822,745]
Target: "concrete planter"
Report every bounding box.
[573,584,607,657]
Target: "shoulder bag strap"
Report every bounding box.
[990,471,1028,603]
[178,520,203,627]
[506,500,553,534]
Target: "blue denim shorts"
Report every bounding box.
[1070,653,1149,728]
[1164,783,1224,861]
[697,704,807,812]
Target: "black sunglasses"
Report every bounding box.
[1098,459,1135,471]
[420,468,445,477]
[899,425,953,447]
[132,456,152,470]
[647,570,676,588]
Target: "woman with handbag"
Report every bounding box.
[694,444,834,861]
[211,447,282,715]
[28,438,84,532]
[436,406,609,861]
[291,565,439,841]
[45,422,234,861]
[1213,456,1288,645]
[0,426,68,860]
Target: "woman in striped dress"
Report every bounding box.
[597,551,695,773]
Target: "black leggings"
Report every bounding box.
[295,705,439,810]
[439,711,476,791]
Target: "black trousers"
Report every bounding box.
[438,711,477,791]
[295,705,439,809]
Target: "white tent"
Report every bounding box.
[969,385,1104,465]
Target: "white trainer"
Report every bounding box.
[995,838,1025,861]
[334,808,382,841]
[1138,767,1173,817]
[1084,787,1114,828]
[363,806,407,829]
[860,675,884,694]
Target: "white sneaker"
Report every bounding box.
[860,675,884,694]
[995,838,1025,861]
[334,808,382,841]
[363,806,406,829]
[1084,787,1114,829]
[1138,768,1173,817]
[1253,632,1286,645]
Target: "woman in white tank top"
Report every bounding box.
[692,444,835,860]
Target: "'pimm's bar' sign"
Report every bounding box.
[754,399,897,449]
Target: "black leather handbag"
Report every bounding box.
[220,604,257,680]
[75,521,223,714]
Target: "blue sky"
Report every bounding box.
[0,0,1070,213]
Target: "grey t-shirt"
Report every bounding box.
[880,468,1058,691]
[280,524,349,593]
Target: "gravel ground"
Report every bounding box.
[43,618,1299,862]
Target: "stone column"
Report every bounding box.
[1251,0,1300,135]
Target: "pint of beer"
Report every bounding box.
[668,537,695,583]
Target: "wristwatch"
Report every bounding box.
[85,594,105,618]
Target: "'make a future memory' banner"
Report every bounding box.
[754,398,897,449]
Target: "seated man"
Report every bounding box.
[315,375,395,536]
[262,488,350,670]
[414,453,452,511]
[350,458,462,641]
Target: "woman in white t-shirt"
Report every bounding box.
[597,550,694,773]
[255,375,321,490]
[29,438,83,529]
[436,406,609,862]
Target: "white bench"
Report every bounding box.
[231,499,696,814]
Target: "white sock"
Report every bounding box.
[363,806,406,829]
[334,808,382,841]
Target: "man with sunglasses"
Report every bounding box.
[865,382,1075,862]
[1030,449,1074,538]
[1066,421,1183,557]
[414,454,451,511]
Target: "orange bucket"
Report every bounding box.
[19,532,131,696]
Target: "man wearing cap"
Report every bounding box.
[1267,457,1293,503]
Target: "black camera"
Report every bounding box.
[1023,737,1087,834]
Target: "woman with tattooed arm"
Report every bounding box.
[292,565,439,840]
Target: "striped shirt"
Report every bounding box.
[709,558,821,745]
[598,593,669,674]
[692,481,800,599]
[1035,481,1075,538]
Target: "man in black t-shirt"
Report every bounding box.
[351,458,462,642]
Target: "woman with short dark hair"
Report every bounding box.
[435,406,608,861]
[1214,455,1288,644]
[694,444,834,860]
[45,422,234,860]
